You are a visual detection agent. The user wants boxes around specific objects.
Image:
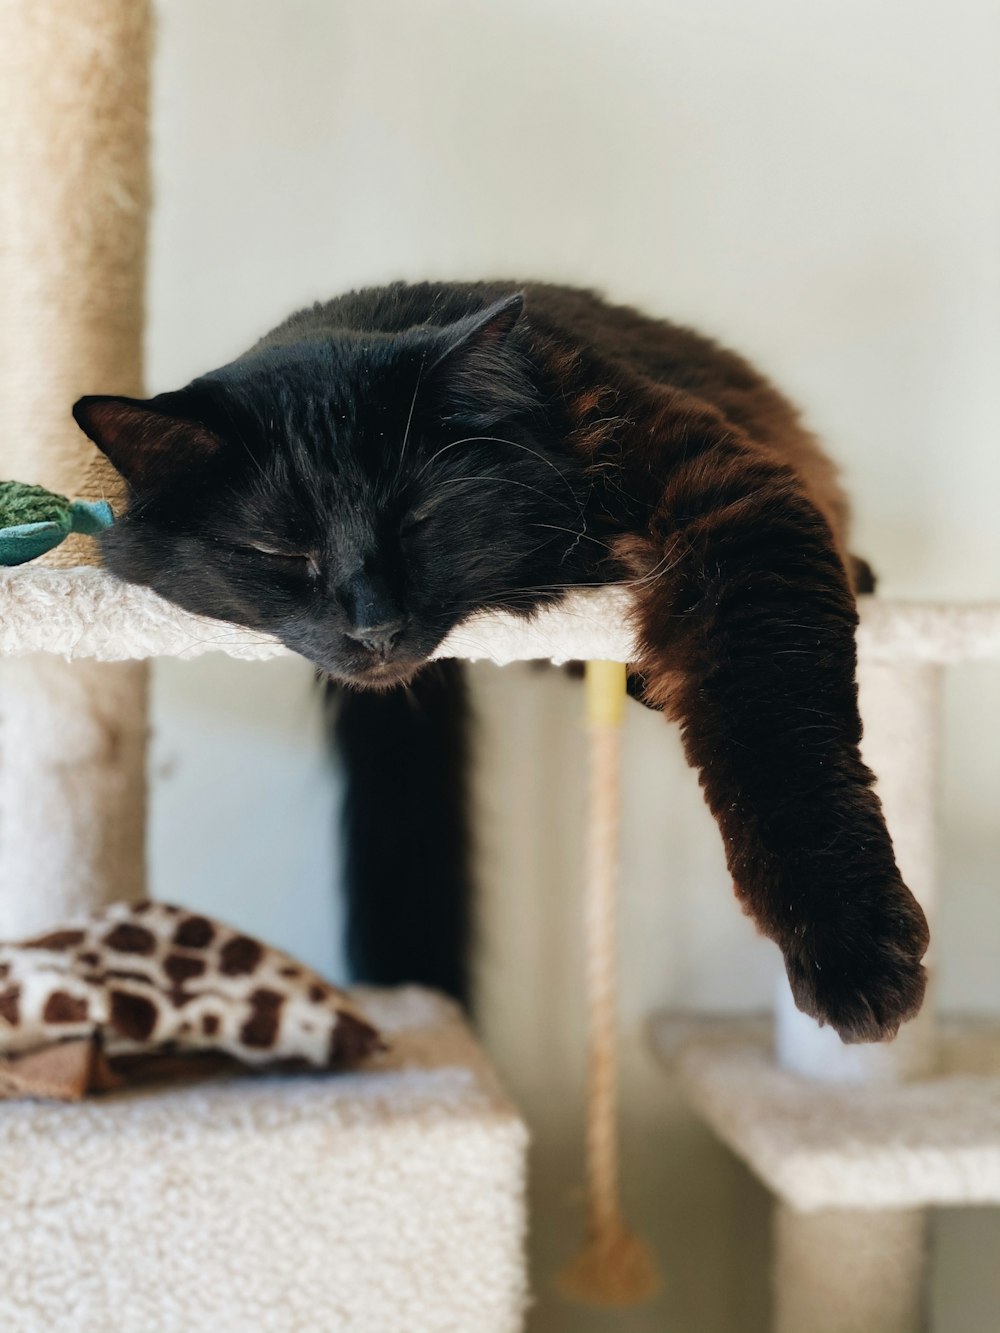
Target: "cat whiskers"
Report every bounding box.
[530,521,609,564]
[424,473,574,509]
[488,538,689,604]
[398,351,427,465]
[422,434,583,512]
[434,631,507,661]
[415,435,578,503]
[412,432,593,554]
[171,631,285,654]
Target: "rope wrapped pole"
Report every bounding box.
[559,660,660,1305]
[0,0,150,566]
[0,0,151,933]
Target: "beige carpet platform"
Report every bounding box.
[4,566,1000,666]
[0,987,528,1333]
[651,1013,1000,1212]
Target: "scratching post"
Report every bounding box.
[0,0,151,930]
[0,658,148,936]
[559,660,659,1306]
[773,1204,927,1333]
[0,0,150,555]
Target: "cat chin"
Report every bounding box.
[323,660,425,692]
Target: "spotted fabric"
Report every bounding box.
[0,902,380,1070]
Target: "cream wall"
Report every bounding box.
[146,4,1000,1329]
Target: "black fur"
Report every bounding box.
[73,280,929,1041]
[331,661,472,1004]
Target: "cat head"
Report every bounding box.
[73,294,586,686]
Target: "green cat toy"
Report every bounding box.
[0,481,113,566]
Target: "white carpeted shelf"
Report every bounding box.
[4,565,1000,665]
[650,1013,1000,1212]
[0,987,527,1333]
[0,566,634,664]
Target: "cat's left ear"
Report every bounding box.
[435,293,525,362]
[72,392,224,492]
[431,294,533,421]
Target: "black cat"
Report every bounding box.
[74,281,928,1039]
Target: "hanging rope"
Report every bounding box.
[558,659,660,1306]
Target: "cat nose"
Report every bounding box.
[339,570,404,655]
[345,619,405,656]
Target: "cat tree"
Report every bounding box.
[3,3,1000,1330]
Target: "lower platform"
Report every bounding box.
[650,1012,1000,1211]
[0,987,528,1333]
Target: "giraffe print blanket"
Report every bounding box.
[0,901,381,1099]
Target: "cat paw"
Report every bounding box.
[782,883,930,1043]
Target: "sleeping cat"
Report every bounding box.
[73,281,929,1042]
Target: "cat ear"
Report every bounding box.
[433,293,525,366]
[431,294,534,422]
[72,392,224,491]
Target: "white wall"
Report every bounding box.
[147,4,1000,1329]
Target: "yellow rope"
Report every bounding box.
[558,660,660,1306]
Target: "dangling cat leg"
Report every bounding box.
[615,456,928,1043]
[330,660,473,1006]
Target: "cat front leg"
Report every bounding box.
[614,449,929,1043]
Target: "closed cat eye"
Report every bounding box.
[243,542,308,560]
[239,544,320,578]
[401,509,434,532]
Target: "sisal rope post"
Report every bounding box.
[0,0,150,567]
[558,659,660,1305]
[0,0,152,933]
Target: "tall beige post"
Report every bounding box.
[0,0,152,932]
